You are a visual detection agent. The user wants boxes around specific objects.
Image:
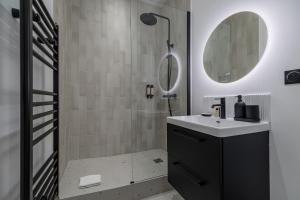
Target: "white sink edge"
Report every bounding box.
[167,115,270,138]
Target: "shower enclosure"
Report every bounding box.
[55,0,188,198]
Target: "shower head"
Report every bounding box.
[140,12,172,49]
[140,13,157,26]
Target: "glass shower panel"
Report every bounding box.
[131,0,187,183]
[55,0,188,196]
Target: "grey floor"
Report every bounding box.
[141,190,184,200]
[55,190,183,200]
[60,149,168,199]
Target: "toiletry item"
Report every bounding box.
[235,105,260,122]
[246,105,260,120]
[211,97,226,119]
[213,106,221,118]
[79,175,102,189]
[201,113,212,117]
[220,97,226,119]
[234,95,246,118]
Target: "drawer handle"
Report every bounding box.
[173,129,206,143]
[173,162,207,186]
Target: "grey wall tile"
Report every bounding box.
[55,0,188,176]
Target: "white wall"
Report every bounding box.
[191,0,300,199]
[0,1,20,199]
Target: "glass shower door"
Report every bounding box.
[130,0,188,183]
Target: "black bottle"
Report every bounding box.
[234,95,246,119]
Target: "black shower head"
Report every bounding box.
[140,13,157,26]
[140,12,172,47]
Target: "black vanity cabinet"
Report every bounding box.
[167,124,269,200]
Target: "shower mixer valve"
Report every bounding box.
[146,84,155,99]
[167,40,174,49]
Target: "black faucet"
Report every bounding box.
[211,97,226,119]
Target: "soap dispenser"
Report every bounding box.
[234,95,246,119]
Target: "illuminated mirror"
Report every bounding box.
[203,12,268,83]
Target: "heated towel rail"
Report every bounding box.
[15,0,59,199]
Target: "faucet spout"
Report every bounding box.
[211,98,226,119]
[211,104,221,108]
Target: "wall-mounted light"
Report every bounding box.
[157,52,182,95]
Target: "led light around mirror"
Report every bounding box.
[158,52,182,94]
[203,11,268,83]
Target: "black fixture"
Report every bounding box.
[140,12,192,116]
[245,105,260,121]
[220,97,226,119]
[211,97,226,119]
[187,12,191,115]
[285,69,300,84]
[146,84,155,99]
[18,0,59,199]
[140,13,173,49]
[140,12,174,116]
[11,8,20,18]
[167,124,270,200]
[234,96,260,123]
[234,95,246,118]
[153,158,164,164]
[140,13,158,26]
[163,94,177,99]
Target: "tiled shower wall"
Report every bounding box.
[54,0,188,177]
[131,0,188,151]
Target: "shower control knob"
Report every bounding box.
[146,84,155,99]
[149,85,155,99]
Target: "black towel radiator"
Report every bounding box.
[16,0,59,199]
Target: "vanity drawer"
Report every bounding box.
[167,124,221,197]
[168,155,220,200]
[167,124,221,170]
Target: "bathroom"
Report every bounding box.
[0,0,299,199]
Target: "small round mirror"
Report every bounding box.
[203,12,268,83]
[158,53,181,94]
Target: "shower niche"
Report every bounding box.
[56,0,188,199]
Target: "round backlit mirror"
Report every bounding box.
[158,53,181,94]
[203,12,268,83]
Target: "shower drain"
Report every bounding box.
[153,158,164,164]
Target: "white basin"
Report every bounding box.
[167,115,270,137]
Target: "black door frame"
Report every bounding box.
[20,0,34,199]
[187,11,191,115]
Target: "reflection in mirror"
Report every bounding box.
[203,12,268,83]
[159,54,179,92]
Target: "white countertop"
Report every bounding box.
[167,115,270,138]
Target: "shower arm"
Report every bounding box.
[147,13,174,116]
[149,13,173,51]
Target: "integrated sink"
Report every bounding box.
[167,115,270,137]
